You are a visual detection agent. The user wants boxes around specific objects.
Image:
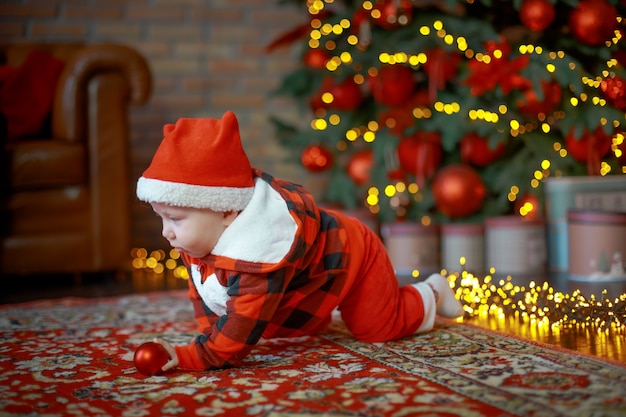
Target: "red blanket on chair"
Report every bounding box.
[0,49,64,140]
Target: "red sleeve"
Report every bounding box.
[176,268,285,371]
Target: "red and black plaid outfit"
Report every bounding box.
[174,170,432,370]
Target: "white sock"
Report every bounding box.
[425,273,463,318]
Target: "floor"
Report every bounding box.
[0,271,188,304]
[2,270,624,364]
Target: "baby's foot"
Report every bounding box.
[426,274,463,318]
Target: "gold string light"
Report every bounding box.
[448,270,626,333]
[130,247,189,279]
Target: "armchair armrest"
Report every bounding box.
[53,43,152,143]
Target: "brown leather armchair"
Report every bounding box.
[0,43,152,276]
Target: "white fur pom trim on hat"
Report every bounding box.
[137,177,254,212]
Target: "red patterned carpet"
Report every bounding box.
[1,290,625,416]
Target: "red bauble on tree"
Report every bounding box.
[600,75,626,111]
[303,48,330,69]
[423,49,460,85]
[519,0,555,31]
[347,149,373,185]
[310,76,363,111]
[431,165,487,219]
[423,48,462,95]
[565,126,613,175]
[371,0,413,29]
[517,80,562,117]
[397,131,442,185]
[369,64,415,107]
[460,133,506,167]
[379,89,431,136]
[565,127,612,163]
[569,0,618,46]
[301,145,333,172]
[329,77,362,110]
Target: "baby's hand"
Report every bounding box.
[153,338,179,372]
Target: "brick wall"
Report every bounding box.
[1,0,325,251]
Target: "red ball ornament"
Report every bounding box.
[460,133,506,167]
[332,79,363,110]
[371,0,413,29]
[431,164,486,219]
[397,132,442,182]
[378,89,431,136]
[517,80,562,117]
[369,65,415,107]
[347,149,373,185]
[303,48,330,69]
[600,75,626,111]
[519,0,555,31]
[565,127,612,163]
[134,342,169,377]
[569,0,618,46]
[301,145,333,172]
[316,77,363,111]
[423,48,462,90]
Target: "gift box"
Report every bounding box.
[567,210,626,298]
[544,176,626,277]
[484,216,547,283]
[381,222,439,285]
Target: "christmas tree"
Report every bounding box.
[269,0,626,224]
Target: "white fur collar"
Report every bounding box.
[190,265,228,316]
[210,177,298,264]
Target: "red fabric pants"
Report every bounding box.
[337,219,435,343]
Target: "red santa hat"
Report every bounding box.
[136,111,255,211]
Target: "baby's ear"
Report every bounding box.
[223,210,239,226]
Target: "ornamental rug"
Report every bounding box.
[0,290,625,417]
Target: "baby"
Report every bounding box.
[136,111,463,371]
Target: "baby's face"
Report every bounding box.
[151,202,235,259]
